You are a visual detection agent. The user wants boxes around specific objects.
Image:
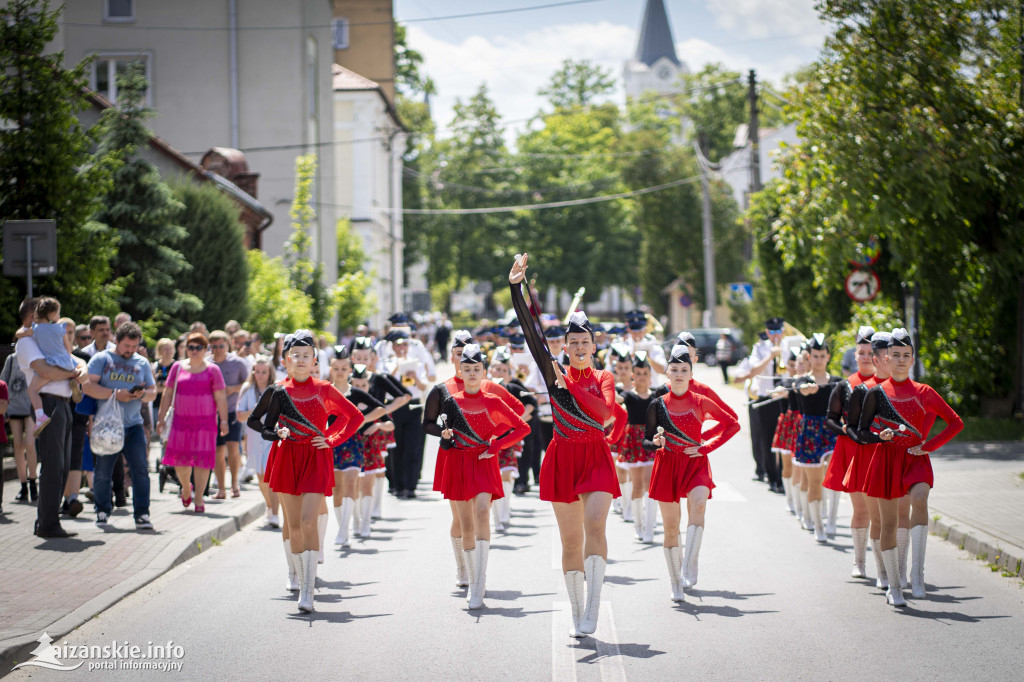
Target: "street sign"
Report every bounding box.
[729,282,753,303]
[3,220,58,297]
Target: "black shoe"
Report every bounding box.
[14,483,28,502]
[395,490,408,499]
[61,500,70,516]
[513,484,525,496]
[68,499,84,518]
[28,479,38,502]
[34,524,77,539]
[752,474,765,483]
[114,494,127,508]
[405,490,417,499]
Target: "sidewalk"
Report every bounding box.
[927,440,1024,576]
[0,452,266,674]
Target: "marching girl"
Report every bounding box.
[823,326,875,577]
[856,329,962,605]
[438,344,531,609]
[423,331,525,590]
[609,343,634,518]
[664,332,740,433]
[509,253,621,638]
[351,337,411,519]
[790,334,843,543]
[249,330,364,612]
[487,347,537,531]
[237,356,279,528]
[328,347,389,547]
[349,363,395,539]
[644,344,739,601]
[771,349,802,515]
[618,352,659,543]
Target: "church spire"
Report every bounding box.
[634,0,679,67]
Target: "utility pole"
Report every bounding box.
[694,139,717,328]
[748,69,762,196]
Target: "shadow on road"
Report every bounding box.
[604,574,657,586]
[480,589,556,601]
[33,539,106,552]
[673,601,779,619]
[688,589,774,601]
[464,606,555,619]
[571,638,667,661]
[286,610,391,624]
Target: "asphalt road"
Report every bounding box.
[9,365,1023,681]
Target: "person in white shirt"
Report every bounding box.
[735,317,786,491]
[81,315,116,358]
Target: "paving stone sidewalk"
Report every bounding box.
[928,441,1024,576]
[0,458,266,674]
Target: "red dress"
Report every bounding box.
[841,377,876,493]
[861,378,963,500]
[439,390,530,500]
[823,371,873,492]
[262,376,363,495]
[647,389,740,502]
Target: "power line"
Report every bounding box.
[58,1,602,32]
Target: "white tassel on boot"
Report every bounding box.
[851,527,868,578]
[871,537,889,589]
[810,500,827,543]
[335,498,354,547]
[285,541,300,592]
[682,525,703,588]
[359,496,373,538]
[632,497,644,540]
[298,550,317,612]
[565,570,586,638]
[579,555,606,634]
[451,536,469,587]
[910,525,928,598]
[642,494,657,543]
[897,527,909,588]
[664,545,685,602]
[621,480,634,521]
[464,546,482,609]
[372,477,384,519]
[477,539,490,600]
[782,477,795,514]
[826,489,840,538]
[882,548,906,606]
[501,481,513,525]
[317,512,328,563]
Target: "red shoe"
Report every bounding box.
[181,496,192,508]
[195,503,205,513]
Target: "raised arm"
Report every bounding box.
[508,253,557,388]
[698,398,740,455]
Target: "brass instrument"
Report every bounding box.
[645,313,664,336]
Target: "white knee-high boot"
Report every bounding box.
[565,570,586,637]
[476,539,490,601]
[782,477,795,513]
[800,490,813,530]
[501,481,514,524]
[285,540,300,592]
[352,493,362,532]
[871,537,889,589]
[451,536,469,587]
[910,525,928,598]
[664,545,685,602]
[491,499,503,532]
[579,555,606,634]
[335,498,354,547]
[621,480,634,521]
[882,548,906,606]
[851,527,868,578]
[372,477,385,519]
[317,512,328,563]
[826,489,840,538]
[810,500,827,543]
[897,527,909,588]
[632,497,644,540]
[464,546,482,609]
[682,525,704,588]
[297,550,317,612]
[359,496,373,538]
[642,494,658,543]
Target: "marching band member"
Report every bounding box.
[735,318,787,493]
[487,347,537,531]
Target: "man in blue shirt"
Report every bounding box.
[84,322,157,530]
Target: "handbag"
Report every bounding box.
[161,362,180,442]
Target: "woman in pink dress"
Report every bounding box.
[157,332,229,513]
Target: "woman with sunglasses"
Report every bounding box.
[157,332,230,513]
[509,253,620,638]
[250,330,364,613]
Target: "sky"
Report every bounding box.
[394,0,831,139]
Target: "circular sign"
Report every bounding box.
[844,269,881,302]
[679,295,692,308]
[849,236,881,267]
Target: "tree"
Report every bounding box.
[538,59,616,109]
[0,0,122,334]
[173,180,250,330]
[748,0,1024,413]
[334,218,374,332]
[94,61,200,329]
[283,154,333,331]
[244,249,313,339]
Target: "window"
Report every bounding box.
[92,55,151,105]
[104,0,134,22]
[333,18,349,50]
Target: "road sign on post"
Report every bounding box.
[3,220,58,298]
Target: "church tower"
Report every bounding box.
[623,0,687,101]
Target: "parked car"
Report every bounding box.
[663,328,747,367]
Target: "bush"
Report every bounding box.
[244,250,313,339]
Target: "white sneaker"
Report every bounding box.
[96,512,110,527]
[268,513,281,528]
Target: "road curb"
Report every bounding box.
[929,515,1024,577]
[0,499,265,675]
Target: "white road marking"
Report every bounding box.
[552,602,579,682]
[596,601,627,682]
[711,480,747,502]
[552,599,628,682]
